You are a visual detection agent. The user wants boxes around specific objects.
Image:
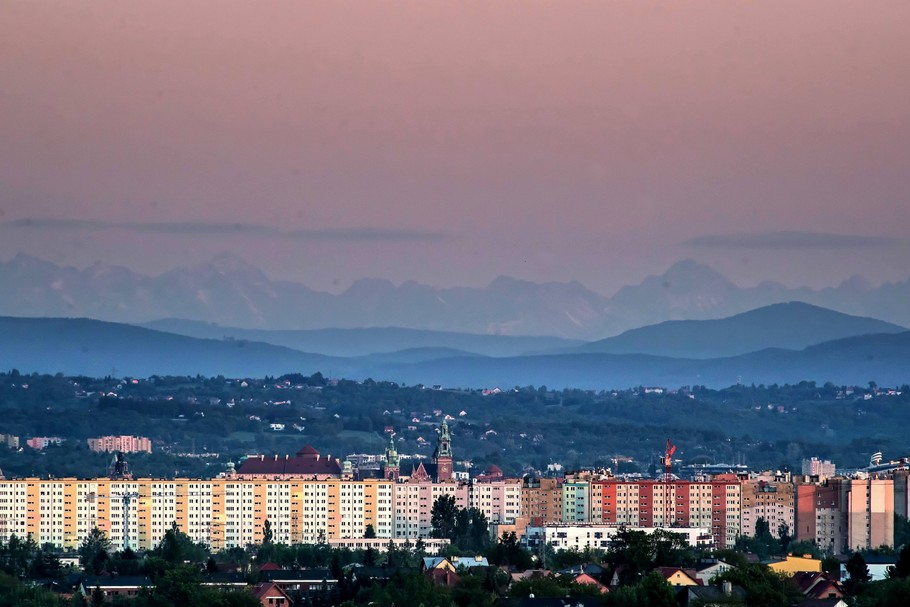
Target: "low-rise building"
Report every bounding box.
[527,525,714,552]
[26,436,63,450]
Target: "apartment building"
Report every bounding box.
[562,481,591,523]
[592,475,742,548]
[741,479,795,539]
[0,476,521,551]
[795,476,895,554]
[87,436,152,454]
[521,477,563,526]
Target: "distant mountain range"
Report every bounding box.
[2,253,910,339]
[2,309,908,389]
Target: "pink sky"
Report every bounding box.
[1,1,908,293]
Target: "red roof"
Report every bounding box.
[253,581,291,603]
[236,447,342,477]
[427,568,461,588]
[575,573,609,593]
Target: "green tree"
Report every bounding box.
[78,528,112,575]
[716,563,802,607]
[431,494,459,539]
[364,523,376,539]
[262,519,274,546]
[891,543,910,579]
[637,570,678,607]
[153,522,207,565]
[488,531,534,571]
[845,552,872,595]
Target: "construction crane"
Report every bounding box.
[85,490,141,551]
[661,439,677,527]
[662,439,677,481]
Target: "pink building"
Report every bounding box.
[26,437,63,450]
[87,435,152,453]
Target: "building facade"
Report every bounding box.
[591,475,742,548]
[795,476,895,554]
[87,435,152,454]
[740,479,795,539]
[0,476,521,552]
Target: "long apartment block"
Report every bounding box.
[0,477,521,552]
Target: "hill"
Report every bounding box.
[0,316,346,378]
[140,320,582,357]
[2,317,908,389]
[570,302,906,358]
[370,333,910,390]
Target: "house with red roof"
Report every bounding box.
[252,581,292,607]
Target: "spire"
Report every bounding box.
[385,434,399,468]
[436,420,452,459]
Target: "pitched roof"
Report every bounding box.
[656,566,699,584]
[427,568,461,588]
[253,581,292,601]
[236,447,342,477]
[574,573,609,593]
[687,584,747,602]
[795,599,848,607]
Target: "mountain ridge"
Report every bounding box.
[570,301,907,358]
[1,316,909,389]
[3,253,910,339]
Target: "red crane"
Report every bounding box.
[662,438,677,481]
[661,438,677,527]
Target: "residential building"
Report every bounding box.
[802,458,836,481]
[592,475,742,548]
[795,476,895,554]
[87,435,152,454]
[529,525,713,552]
[26,437,63,450]
[741,478,795,538]
[562,481,590,523]
[521,477,562,526]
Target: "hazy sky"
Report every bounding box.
[1,1,908,294]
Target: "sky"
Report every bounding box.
[1,1,909,295]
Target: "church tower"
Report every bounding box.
[434,420,453,481]
[383,434,400,481]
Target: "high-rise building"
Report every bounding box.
[0,474,521,551]
[801,458,836,481]
[591,475,742,548]
[87,435,152,454]
[741,479,795,539]
[521,477,563,527]
[795,476,895,554]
